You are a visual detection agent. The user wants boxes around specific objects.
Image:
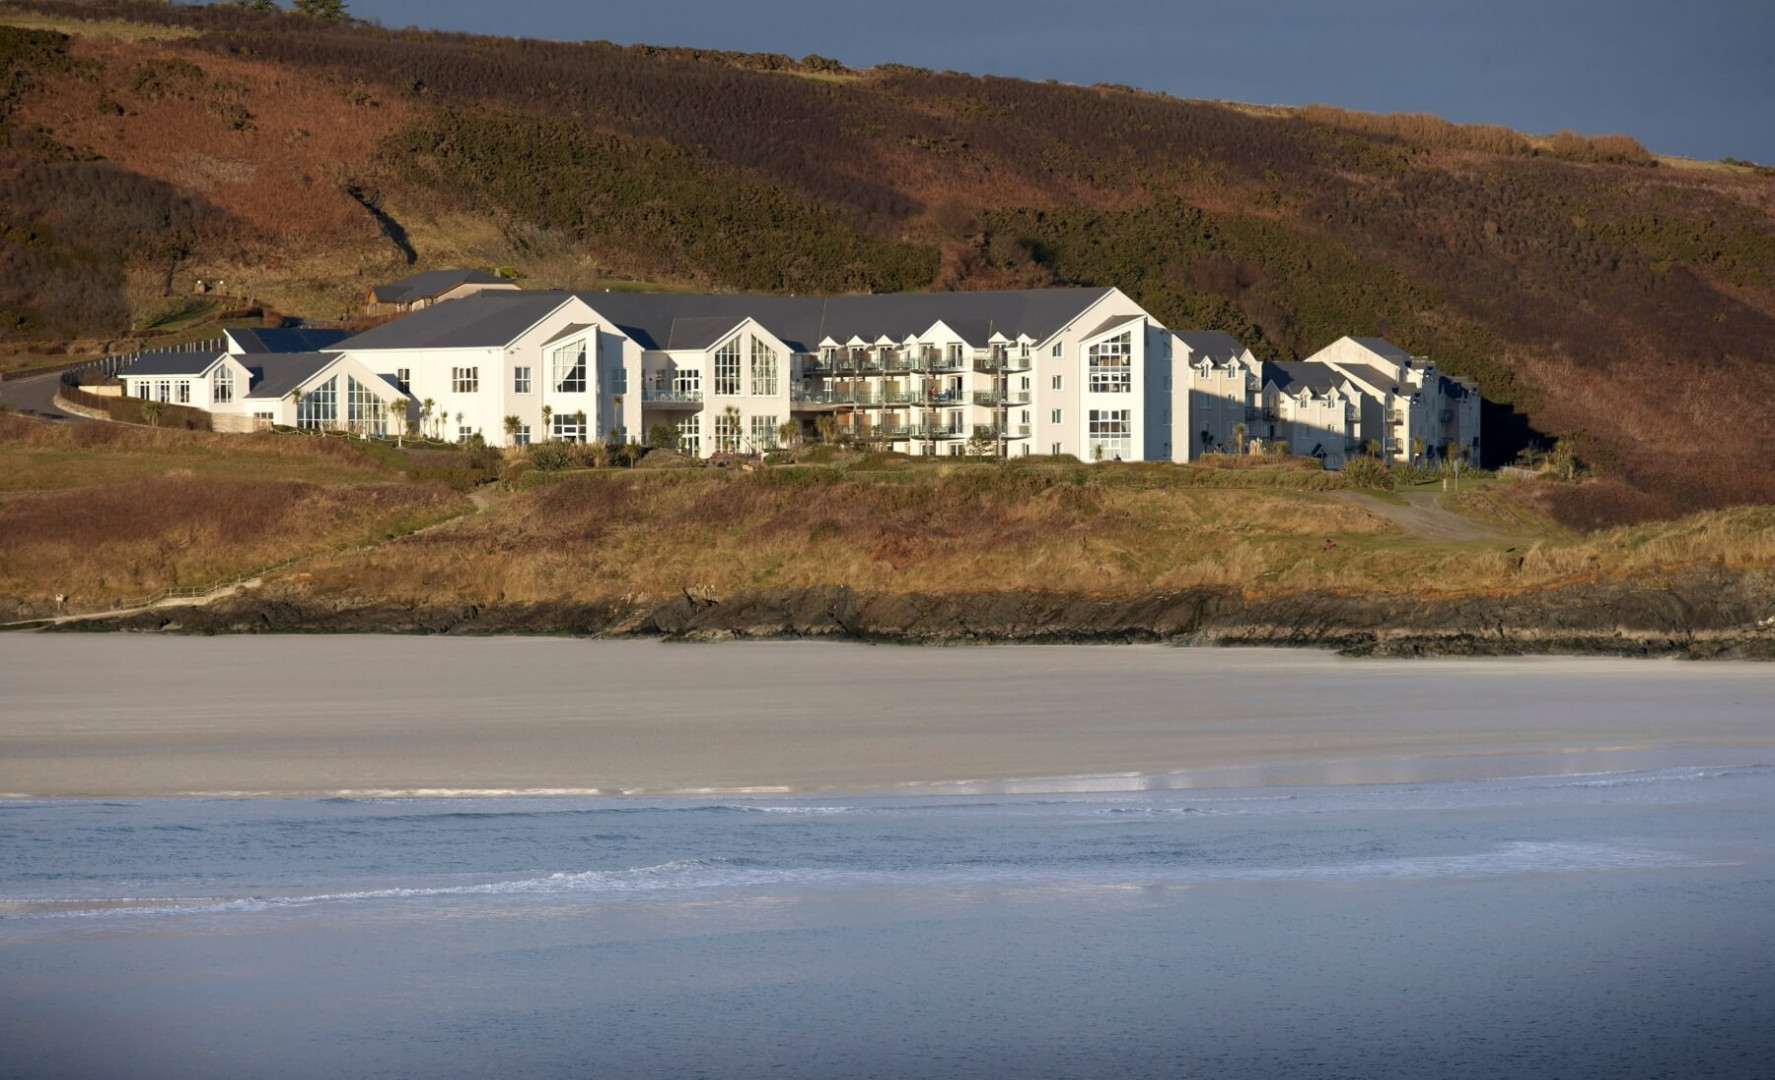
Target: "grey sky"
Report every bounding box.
[339,0,1772,162]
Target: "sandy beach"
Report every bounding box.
[2,637,1771,797]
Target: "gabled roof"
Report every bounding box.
[665,316,747,351]
[1333,363,1399,392]
[340,292,575,350]
[122,350,227,377]
[340,287,1119,356]
[542,322,594,348]
[242,352,344,400]
[370,268,512,305]
[1083,312,1144,340]
[226,327,354,354]
[1266,362,1350,394]
[578,286,1116,354]
[1174,330,1247,362]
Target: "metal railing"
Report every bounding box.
[971,390,1032,407]
[641,389,703,404]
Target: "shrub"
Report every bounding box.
[1341,458,1395,490]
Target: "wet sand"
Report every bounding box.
[1,637,1771,797]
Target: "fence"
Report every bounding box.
[116,558,300,612]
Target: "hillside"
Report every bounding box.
[1,0,1772,527]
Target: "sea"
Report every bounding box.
[4,758,1774,1078]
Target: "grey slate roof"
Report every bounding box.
[1267,362,1349,394]
[542,322,593,348]
[370,269,511,305]
[1334,363,1399,392]
[1083,312,1144,340]
[664,316,747,351]
[122,351,227,377]
[227,327,354,354]
[340,292,575,351]
[585,287,1115,353]
[242,353,343,400]
[1174,330,1247,361]
[338,287,1119,355]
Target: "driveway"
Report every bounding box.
[1331,490,1506,542]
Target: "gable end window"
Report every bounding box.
[551,341,587,393]
[714,338,742,396]
[1088,331,1132,393]
[452,367,479,394]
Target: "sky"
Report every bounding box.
[333,0,1774,163]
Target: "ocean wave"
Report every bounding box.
[3,840,1721,923]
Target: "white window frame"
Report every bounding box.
[714,337,742,396]
[750,337,779,396]
[551,341,586,394]
[451,367,479,394]
[1088,332,1132,394]
[213,366,233,404]
[514,366,532,394]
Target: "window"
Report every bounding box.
[714,338,742,396]
[1051,375,1062,391]
[213,367,234,404]
[1021,409,1030,423]
[713,411,742,453]
[751,414,779,449]
[551,414,586,442]
[1052,342,1062,357]
[1020,376,1031,391]
[1020,343,1031,359]
[514,366,532,394]
[396,368,410,392]
[1088,409,1132,461]
[551,341,586,393]
[821,346,837,365]
[156,380,171,403]
[175,381,191,405]
[458,424,473,443]
[512,424,531,446]
[674,365,701,396]
[1088,332,1132,393]
[297,376,338,430]
[750,337,779,395]
[452,367,479,394]
[1051,442,1063,455]
[678,413,700,457]
[947,343,963,365]
[1051,409,1062,424]
[347,376,386,436]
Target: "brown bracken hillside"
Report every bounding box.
[1,0,1771,527]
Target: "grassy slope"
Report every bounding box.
[281,462,1773,609]
[0,2,1771,528]
[0,415,470,609]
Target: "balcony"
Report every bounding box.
[971,390,1032,407]
[641,389,703,407]
[973,354,1033,374]
[903,424,966,439]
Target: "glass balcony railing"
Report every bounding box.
[641,389,703,404]
[971,390,1033,407]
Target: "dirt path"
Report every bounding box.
[1330,490,1507,542]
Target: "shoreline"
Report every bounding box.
[4,637,1772,799]
[25,569,1775,660]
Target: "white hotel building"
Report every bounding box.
[119,282,1482,465]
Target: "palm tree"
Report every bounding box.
[420,397,435,441]
[1233,422,1247,455]
[541,404,554,441]
[141,399,164,427]
[387,397,409,446]
[504,415,522,446]
[287,387,304,429]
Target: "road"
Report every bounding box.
[0,370,82,420]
